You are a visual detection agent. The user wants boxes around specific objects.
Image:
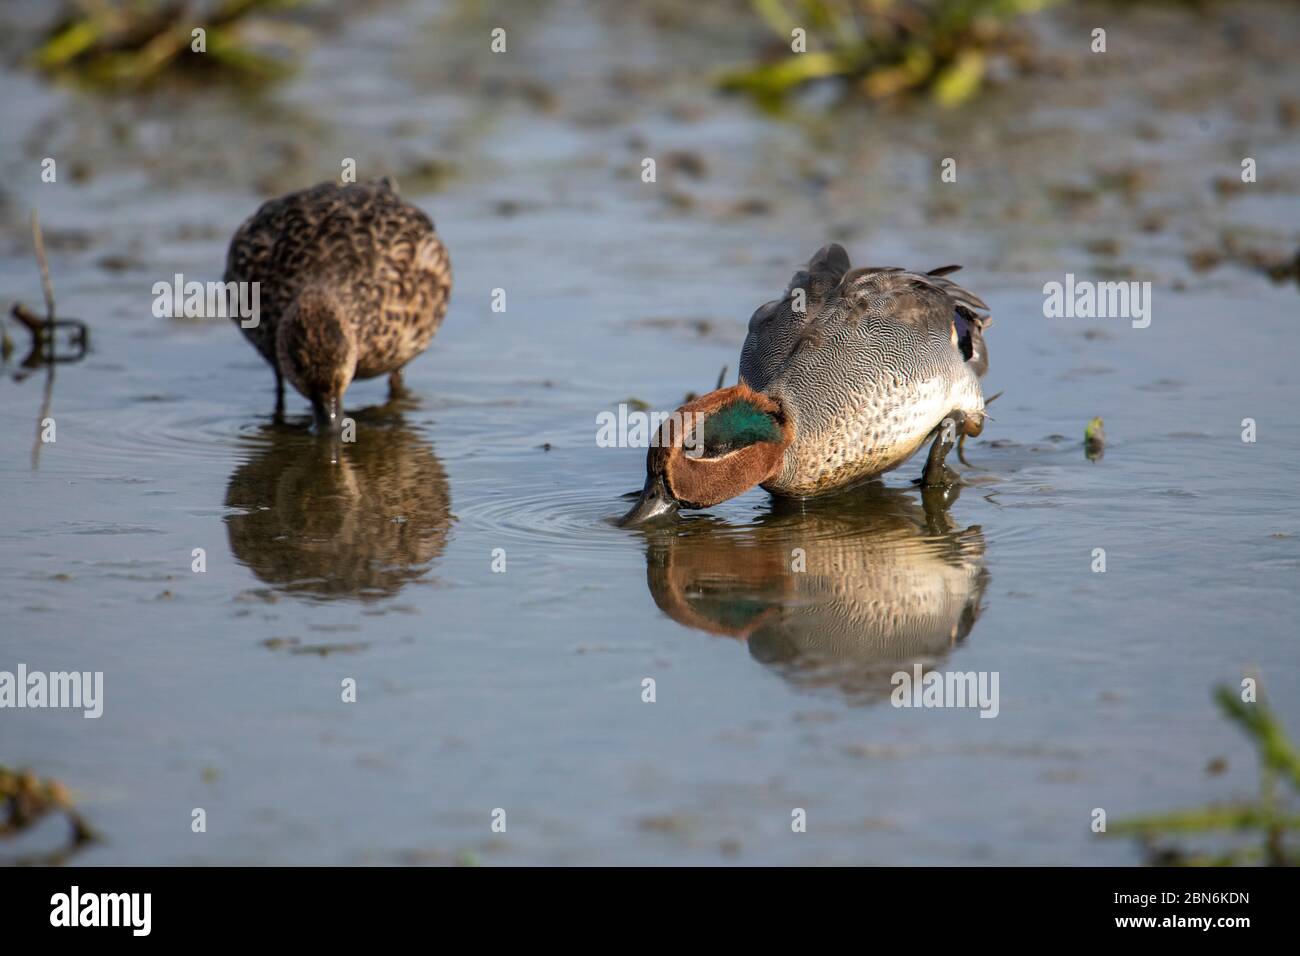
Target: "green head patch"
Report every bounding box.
[701,399,782,457]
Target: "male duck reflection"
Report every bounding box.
[225,178,451,431]
[621,243,992,525]
[640,488,989,701]
[224,417,451,601]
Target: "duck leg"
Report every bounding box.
[388,368,407,399]
[919,482,962,529]
[273,366,286,421]
[917,411,964,488]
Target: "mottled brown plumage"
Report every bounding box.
[224,421,451,600]
[224,178,451,427]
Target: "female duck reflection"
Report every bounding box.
[224,415,451,600]
[634,486,989,701]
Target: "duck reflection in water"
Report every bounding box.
[634,485,989,702]
[224,411,451,601]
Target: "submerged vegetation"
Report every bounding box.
[720,0,1062,106]
[1113,683,1300,866]
[33,0,307,87]
[1,765,97,863]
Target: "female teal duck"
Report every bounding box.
[224,178,451,430]
[621,243,992,525]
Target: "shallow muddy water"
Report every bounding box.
[2,1,1299,864]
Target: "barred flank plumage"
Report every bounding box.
[740,243,991,496]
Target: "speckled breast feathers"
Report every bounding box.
[224,179,451,381]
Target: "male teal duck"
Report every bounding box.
[224,178,451,430]
[639,488,989,699]
[621,243,992,525]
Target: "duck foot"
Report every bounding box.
[957,432,973,467]
[959,390,1000,467]
[914,411,965,488]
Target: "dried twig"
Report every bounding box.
[11,302,46,335]
[29,212,57,470]
[11,301,89,354]
[8,213,89,393]
[33,210,55,324]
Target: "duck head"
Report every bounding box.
[619,383,793,526]
[275,285,358,432]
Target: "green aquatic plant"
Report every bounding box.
[720,0,1062,106]
[32,0,307,87]
[1112,683,1300,866]
[1084,416,1104,460]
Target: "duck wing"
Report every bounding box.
[839,265,992,378]
[922,265,992,377]
[740,242,851,392]
[741,249,992,395]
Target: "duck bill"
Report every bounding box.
[618,473,679,527]
[311,395,343,433]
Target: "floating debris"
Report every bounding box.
[260,636,369,656]
[1084,417,1105,461]
[662,150,708,179]
[1,765,98,863]
[1187,232,1300,285]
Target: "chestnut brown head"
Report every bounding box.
[618,383,792,526]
